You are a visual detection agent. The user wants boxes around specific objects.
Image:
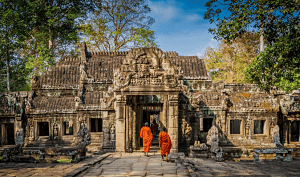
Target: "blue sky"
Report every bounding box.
[147,0,219,58]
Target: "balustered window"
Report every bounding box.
[254,120,265,134]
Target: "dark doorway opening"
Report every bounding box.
[291,121,300,142]
[91,118,102,132]
[6,123,14,145]
[203,118,213,132]
[39,122,49,136]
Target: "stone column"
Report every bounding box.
[283,117,288,145]
[132,103,137,150]
[168,95,179,153]
[115,95,126,152]
[102,111,110,147]
[162,95,168,129]
[34,121,38,140]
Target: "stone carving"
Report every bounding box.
[80,63,88,81]
[74,97,82,107]
[32,75,40,88]
[110,124,116,142]
[253,153,261,162]
[101,97,116,109]
[280,95,294,114]
[25,100,32,112]
[103,127,110,146]
[182,119,193,145]
[206,125,218,146]
[273,125,283,148]
[78,114,87,126]
[15,128,24,147]
[72,124,91,147]
[246,116,251,139]
[113,47,180,91]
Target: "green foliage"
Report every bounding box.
[1,0,94,92]
[80,0,156,52]
[204,32,260,83]
[0,0,31,92]
[205,0,300,92]
[20,0,93,75]
[57,159,72,163]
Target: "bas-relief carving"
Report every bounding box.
[113,47,180,91]
[182,119,193,145]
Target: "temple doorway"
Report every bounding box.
[6,123,14,145]
[140,106,161,147]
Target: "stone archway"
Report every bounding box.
[113,47,181,153]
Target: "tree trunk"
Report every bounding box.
[6,58,10,93]
[260,19,264,52]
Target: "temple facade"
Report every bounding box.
[1,42,300,153]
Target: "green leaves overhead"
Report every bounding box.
[205,0,300,93]
[80,0,156,52]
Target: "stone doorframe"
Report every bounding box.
[114,86,180,153]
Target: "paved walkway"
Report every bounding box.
[80,152,189,177]
[2,152,300,176]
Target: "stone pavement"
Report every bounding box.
[183,157,300,177]
[2,153,300,176]
[79,152,190,177]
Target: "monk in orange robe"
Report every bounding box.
[159,127,172,162]
[140,122,153,156]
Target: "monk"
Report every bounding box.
[159,127,172,162]
[140,122,153,157]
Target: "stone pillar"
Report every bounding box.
[128,105,133,151]
[34,121,38,140]
[132,103,137,150]
[283,117,288,145]
[102,111,110,147]
[115,95,126,152]
[162,95,168,129]
[168,95,179,153]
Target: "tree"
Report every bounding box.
[204,32,260,83]
[80,0,156,52]
[204,0,300,92]
[0,0,31,92]
[20,0,95,75]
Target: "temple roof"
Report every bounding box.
[41,52,208,87]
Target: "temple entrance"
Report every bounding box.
[6,123,14,145]
[139,105,162,151]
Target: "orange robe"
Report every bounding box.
[140,126,153,152]
[159,131,172,156]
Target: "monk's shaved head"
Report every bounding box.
[162,127,167,132]
[145,122,149,126]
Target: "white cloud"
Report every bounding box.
[149,1,177,21]
[186,14,202,21]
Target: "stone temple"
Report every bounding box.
[1,42,300,157]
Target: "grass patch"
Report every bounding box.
[57,159,72,163]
